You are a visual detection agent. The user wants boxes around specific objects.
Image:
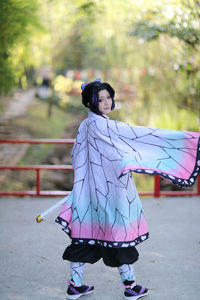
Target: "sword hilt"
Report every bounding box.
[36,215,43,223]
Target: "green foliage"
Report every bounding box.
[76,0,99,22]
[0,0,39,46]
[130,9,200,47]
[0,0,41,94]
[127,1,200,129]
[15,97,73,138]
[0,56,15,94]
[1,0,199,130]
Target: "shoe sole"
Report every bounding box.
[67,290,93,300]
[124,290,149,300]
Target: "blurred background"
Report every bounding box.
[0,0,199,195]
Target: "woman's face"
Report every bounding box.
[98,89,112,115]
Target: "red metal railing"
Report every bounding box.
[0,139,199,197]
[0,139,75,197]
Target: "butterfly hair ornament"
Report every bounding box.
[81,78,101,90]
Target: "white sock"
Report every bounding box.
[69,262,85,287]
[118,264,136,285]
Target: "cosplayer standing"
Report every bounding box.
[56,79,149,300]
[37,79,200,300]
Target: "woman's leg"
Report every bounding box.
[118,264,136,283]
[69,262,85,286]
[118,264,149,299]
[66,262,94,299]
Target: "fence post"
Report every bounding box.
[36,169,40,196]
[154,175,160,198]
[198,175,200,196]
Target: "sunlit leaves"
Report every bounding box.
[0,0,41,94]
[0,0,199,130]
[75,0,98,22]
[130,1,200,47]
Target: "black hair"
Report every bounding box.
[81,81,115,115]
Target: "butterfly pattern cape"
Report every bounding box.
[56,112,200,248]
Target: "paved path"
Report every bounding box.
[0,89,36,187]
[0,89,36,163]
[1,89,35,121]
[0,89,35,138]
[0,196,200,300]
